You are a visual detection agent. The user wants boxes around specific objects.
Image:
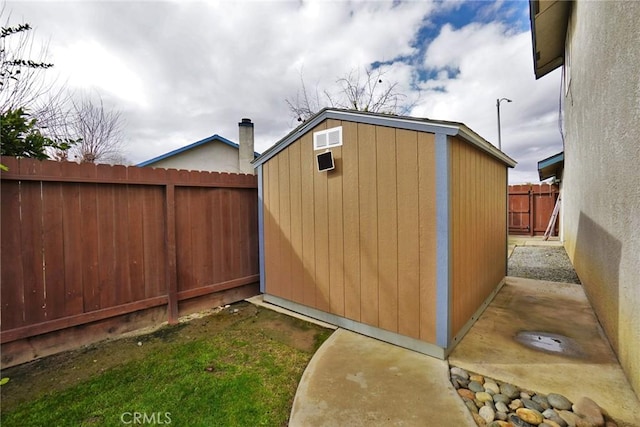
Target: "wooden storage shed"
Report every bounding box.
[254,109,516,358]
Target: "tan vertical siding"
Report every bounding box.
[278,148,292,300]
[288,142,304,304]
[313,133,330,312]
[300,132,317,307]
[396,129,420,339]
[263,119,442,345]
[418,132,437,343]
[357,123,380,327]
[342,122,361,322]
[449,137,506,339]
[376,126,399,333]
[263,158,279,296]
[326,119,345,316]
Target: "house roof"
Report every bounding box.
[253,108,517,168]
[137,134,260,167]
[529,0,571,79]
[538,151,564,181]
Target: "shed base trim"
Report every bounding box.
[448,277,507,352]
[262,294,447,359]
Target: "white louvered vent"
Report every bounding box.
[313,126,343,150]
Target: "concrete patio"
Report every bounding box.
[249,238,639,426]
[275,276,639,426]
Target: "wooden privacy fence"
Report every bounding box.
[0,157,259,345]
[508,183,559,236]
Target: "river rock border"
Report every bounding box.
[450,366,617,427]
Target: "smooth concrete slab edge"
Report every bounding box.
[508,236,562,247]
[449,276,640,427]
[290,329,476,427]
[508,236,562,258]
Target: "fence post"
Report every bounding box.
[528,185,535,237]
[165,184,179,323]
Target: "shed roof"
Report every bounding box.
[253,108,516,168]
[137,134,260,167]
[538,151,564,181]
[529,0,571,79]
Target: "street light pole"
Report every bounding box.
[496,97,512,150]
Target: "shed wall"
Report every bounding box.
[262,119,438,344]
[449,136,507,340]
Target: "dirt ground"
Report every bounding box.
[0,301,332,412]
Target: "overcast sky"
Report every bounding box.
[4,0,563,183]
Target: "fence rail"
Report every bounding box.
[1,157,259,344]
[508,183,559,236]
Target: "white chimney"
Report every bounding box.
[238,118,255,175]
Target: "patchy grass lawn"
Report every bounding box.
[0,301,332,427]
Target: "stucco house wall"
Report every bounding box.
[561,1,640,396]
[145,142,242,173]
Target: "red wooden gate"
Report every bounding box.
[508,183,559,236]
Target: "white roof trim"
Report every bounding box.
[253,109,516,168]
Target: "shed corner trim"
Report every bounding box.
[435,132,451,348]
[256,164,265,293]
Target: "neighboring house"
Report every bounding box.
[254,108,516,359]
[537,151,563,183]
[530,0,640,397]
[537,151,564,237]
[137,119,258,174]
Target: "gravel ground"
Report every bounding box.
[508,246,581,284]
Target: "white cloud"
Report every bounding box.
[53,40,148,108]
[4,0,562,182]
[412,20,563,182]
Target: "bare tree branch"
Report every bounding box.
[0,6,71,141]
[285,71,326,122]
[285,65,418,122]
[1,7,127,164]
[67,95,125,164]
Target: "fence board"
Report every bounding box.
[97,183,116,310]
[191,187,210,289]
[175,187,194,290]
[200,188,214,287]
[114,186,132,305]
[1,180,24,329]
[165,183,178,323]
[210,188,223,287]
[229,189,243,287]
[126,186,146,303]
[61,181,84,316]
[0,157,258,344]
[21,181,46,325]
[81,183,100,312]
[248,190,259,277]
[220,189,234,283]
[42,182,66,320]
